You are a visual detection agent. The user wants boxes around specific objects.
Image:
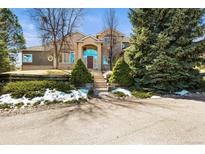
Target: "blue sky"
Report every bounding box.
[11,8,132,47]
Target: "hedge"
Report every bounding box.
[1,80,75,98]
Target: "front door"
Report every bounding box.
[87,56,93,69]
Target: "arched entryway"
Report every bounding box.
[82,45,98,69]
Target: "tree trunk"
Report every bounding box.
[53,50,59,69]
[109,32,113,70]
[109,46,113,70]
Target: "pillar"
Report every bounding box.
[97,43,102,71]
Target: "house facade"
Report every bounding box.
[21,29,130,71]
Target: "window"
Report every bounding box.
[23,54,32,63]
[113,38,117,45]
[104,37,110,45]
[71,52,75,64]
[122,43,128,49]
[103,55,108,64]
[61,51,75,64]
[103,37,117,45]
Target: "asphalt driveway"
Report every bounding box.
[0,93,205,144]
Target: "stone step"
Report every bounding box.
[94,79,106,81]
[92,71,108,89]
[94,82,107,86]
[94,76,104,79]
[95,85,107,87]
[94,74,104,77]
[94,86,107,88]
[94,79,105,82]
[94,87,108,92]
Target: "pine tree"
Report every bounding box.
[70,59,93,86]
[0,39,10,73]
[109,57,133,86]
[0,9,25,54]
[0,9,25,70]
[125,9,205,92]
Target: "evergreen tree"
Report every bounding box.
[0,9,25,53]
[125,9,205,92]
[109,57,133,86]
[0,39,10,73]
[70,59,93,86]
[0,8,25,69]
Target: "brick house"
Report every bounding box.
[21,29,129,71]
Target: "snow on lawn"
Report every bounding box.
[0,88,89,107]
[112,88,132,96]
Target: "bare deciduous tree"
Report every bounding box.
[104,9,118,70]
[31,8,83,69]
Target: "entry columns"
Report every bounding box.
[97,43,102,71]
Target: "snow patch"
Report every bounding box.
[112,88,132,96]
[151,96,161,99]
[175,90,189,96]
[0,88,89,107]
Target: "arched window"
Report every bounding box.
[83,49,97,57]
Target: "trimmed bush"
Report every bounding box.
[109,57,133,86]
[1,80,75,98]
[70,59,93,86]
[131,90,154,99]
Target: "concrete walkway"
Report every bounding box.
[0,94,205,144]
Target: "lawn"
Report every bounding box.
[2,69,71,76]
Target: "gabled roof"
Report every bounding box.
[72,31,87,37]
[96,29,125,37]
[77,35,103,42]
[21,45,47,51]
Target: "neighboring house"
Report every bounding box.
[21,29,130,71]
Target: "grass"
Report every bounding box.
[46,70,71,75]
[15,103,24,108]
[131,90,154,99]
[0,99,87,110]
[3,69,71,76]
[0,103,12,109]
[113,91,127,97]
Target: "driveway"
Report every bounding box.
[0,93,205,144]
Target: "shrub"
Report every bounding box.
[0,103,12,109]
[70,59,93,86]
[199,77,205,91]
[131,90,154,99]
[88,89,94,98]
[113,91,127,97]
[109,57,133,86]
[15,103,24,108]
[1,80,75,98]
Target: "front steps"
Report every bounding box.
[91,71,108,93]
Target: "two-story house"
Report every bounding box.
[21,29,130,71]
